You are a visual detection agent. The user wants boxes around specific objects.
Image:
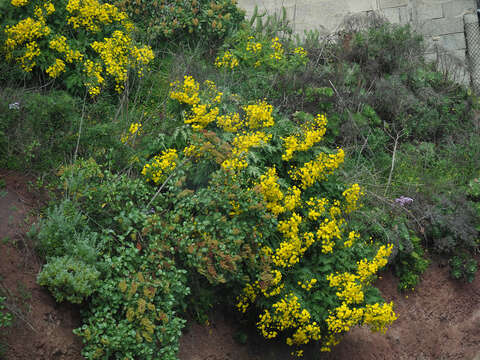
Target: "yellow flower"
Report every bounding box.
[46,58,66,78]
[141,149,178,184]
[215,50,239,69]
[243,100,274,129]
[11,0,28,6]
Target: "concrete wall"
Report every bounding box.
[238,0,478,83]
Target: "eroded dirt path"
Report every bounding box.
[0,170,83,360]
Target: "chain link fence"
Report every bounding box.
[465,13,480,93]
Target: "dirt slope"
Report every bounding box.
[0,171,83,360]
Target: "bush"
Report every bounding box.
[117,0,245,47]
[141,75,397,354]
[0,0,154,95]
[74,246,188,360]
[0,89,80,170]
[37,160,190,359]
[37,256,101,303]
[450,252,478,283]
[33,198,87,258]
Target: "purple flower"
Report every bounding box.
[395,196,413,206]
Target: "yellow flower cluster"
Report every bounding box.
[327,272,364,305]
[221,157,248,172]
[83,59,104,96]
[183,144,200,158]
[317,217,342,254]
[246,36,262,53]
[290,149,345,189]
[34,2,55,17]
[236,269,284,314]
[258,168,303,216]
[306,197,329,220]
[363,302,397,333]
[4,0,152,94]
[293,47,308,58]
[284,186,301,211]
[204,80,223,103]
[259,167,285,215]
[273,213,307,267]
[141,149,178,184]
[282,114,327,161]
[49,35,83,63]
[231,131,272,158]
[270,37,284,60]
[298,278,317,291]
[326,302,364,334]
[342,183,364,214]
[214,50,239,69]
[217,113,243,132]
[46,58,66,78]
[243,100,274,129]
[186,104,219,130]
[236,283,257,313]
[91,30,128,92]
[121,122,142,144]
[344,231,359,248]
[256,293,321,345]
[168,77,276,173]
[222,131,272,172]
[4,16,50,69]
[17,41,41,71]
[170,76,200,106]
[11,0,28,6]
[131,45,154,77]
[66,0,128,32]
[321,244,396,348]
[261,270,284,297]
[324,301,397,338]
[357,244,393,283]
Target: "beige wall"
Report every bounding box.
[238,0,476,61]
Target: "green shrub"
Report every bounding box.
[450,252,478,283]
[33,198,87,258]
[213,29,309,106]
[393,235,429,291]
[74,246,189,360]
[0,89,80,170]
[37,255,101,303]
[117,0,245,47]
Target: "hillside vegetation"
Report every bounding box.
[0,1,479,358]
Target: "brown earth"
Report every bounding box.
[0,170,479,360]
[0,170,83,360]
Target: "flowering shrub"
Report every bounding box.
[116,0,245,44]
[215,31,308,73]
[1,0,154,95]
[141,75,397,355]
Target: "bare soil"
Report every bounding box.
[0,170,83,360]
[1,170,479,360]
